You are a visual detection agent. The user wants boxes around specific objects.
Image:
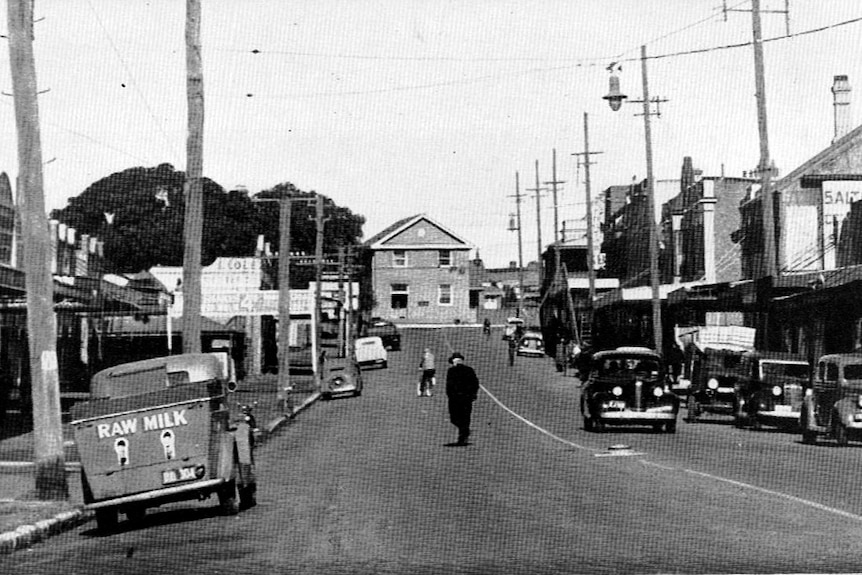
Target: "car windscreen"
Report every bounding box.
[761,361,809,380]
[597,357,660,376]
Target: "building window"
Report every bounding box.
[393,250,407,267]
[438,250,451,267]
[391,283,409,309]
[438,284,452,306]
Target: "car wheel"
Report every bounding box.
[800,407,817,444]
[95,508,118,532]
[687,395,700,423]
[593,418,605,432]
[665,420,677,434]
[382,360,388,369]
[652,422,664,433]
[239,482,257,510]
[125,506,146,523]
[834,420,849,447]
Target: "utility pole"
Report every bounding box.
[277,195,292,401]
[313,194,325,379]
[337,246,345,356]
[545,149,566,244]
[639,45,663,355]
[751,0,777,280]
[346,246,354,353]
[182,0,204,354]
[573,112,604,318]
[7,0,68,499]
[508,172,526,318]
[527,160,547,287]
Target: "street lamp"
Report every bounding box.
[603,72,627,112]
[603,46,664,355]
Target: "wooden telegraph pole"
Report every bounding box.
[182,0,204,354]
[7,0,68,498]
[527,161,547,287]
[313,195,325,378]
[277,196,292,398]
[573,113,603,323]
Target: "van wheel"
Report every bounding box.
[125,506,146,523]
[95,508,118,532]
[835,422,849,447]
[239,482,257,510]
[802,429,817,445]
[218,479,241,515]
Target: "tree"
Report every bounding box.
[253,183,366,288]
[50,166,366,277]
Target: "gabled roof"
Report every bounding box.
[743,122,862,209]
[363,214,419,247]
[363,213,473,250]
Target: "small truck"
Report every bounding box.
[70,353,257,531]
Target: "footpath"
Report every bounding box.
[0,374,320,554]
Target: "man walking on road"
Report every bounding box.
[445,352,479,445]
[507,330,519,366]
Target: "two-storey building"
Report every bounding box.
[364,214,474,324]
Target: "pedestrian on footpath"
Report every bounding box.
[445,352,479,445]
[418,347,436,397]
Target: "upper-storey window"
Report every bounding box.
[438,250,451,267]
[393,250,407,267]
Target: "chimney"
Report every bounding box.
[832,75,852,143]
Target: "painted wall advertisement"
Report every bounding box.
[823,181,862,269]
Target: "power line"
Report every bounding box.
[85,0,180,160]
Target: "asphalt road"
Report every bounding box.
[6,327,862,574]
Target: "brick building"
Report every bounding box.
[364,214,474,324]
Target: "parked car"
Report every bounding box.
[502,317,525,341]
[686,347,749,423]
[580,346,679,433]
[70,354,257,531]
[800,353,862,446]
[739,351,810,430]
[321,356,363,399]
[366,318,401,351]
[516,332,545,357]
[354,336,388,369]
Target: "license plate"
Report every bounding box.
[606,400,625,410]
[774,405,792,413]
[162,465,197,485]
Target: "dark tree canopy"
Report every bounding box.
[50,165,366,276]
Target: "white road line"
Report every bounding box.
[442,320,862,523]
[641,459,862,523]
[479,385,600,452]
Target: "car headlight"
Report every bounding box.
[331,377,345,388]
[771,385,782,397]
[857,394,862,409]
[707,378,719,390]
[612,386,623,397]
[652,386,664,398]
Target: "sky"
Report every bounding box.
[0,0,861,268]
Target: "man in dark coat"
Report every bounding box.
[445,352,480,445]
